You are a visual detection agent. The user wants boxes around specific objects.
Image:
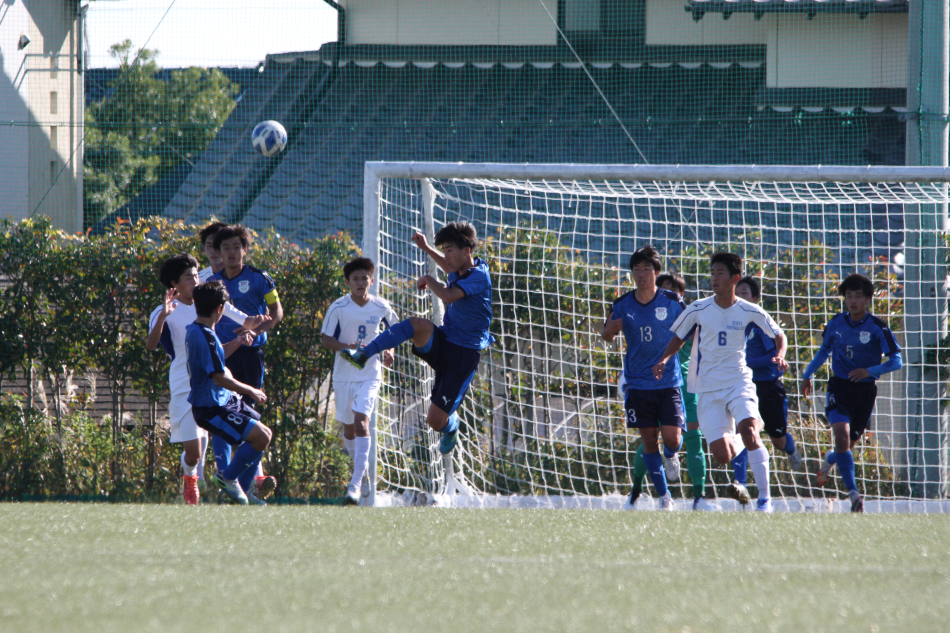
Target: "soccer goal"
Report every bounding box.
[362,162,950,512]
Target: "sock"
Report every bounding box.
[350,436,371,487]
[238,460,259,493]
[684,429,706,499]
[343,437,355,457]
[212,435,232,474]
[181,452,198,478]
[256,462,264,478]
[748,447,771,500]
[221,442,263,482]
[826,451,838,465]
[441,413,459,435]
[732,448,748,486]
[197,435,208,481]
[782,432,797,456]
[663,437,682,459]
[837,450,857,491]
[642,451,668,497]
[363,319,414,358]
[631,443,647,492]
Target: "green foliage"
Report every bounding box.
[0,217,357,501]
[83,41,239,228]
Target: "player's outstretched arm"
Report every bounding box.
[212,371,267,404]
[411,232,452,274]
[320,333,357,352]
[652,335,685,380]
[222,332,254,358]
[145,288,178,351]
[417,275,465,304]
[771,332,789,372]
[600,312,623,342]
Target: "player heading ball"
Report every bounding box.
[341,221,494,456]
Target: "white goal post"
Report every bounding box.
[362,162,950,512]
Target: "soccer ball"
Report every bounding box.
[251,120,287,157]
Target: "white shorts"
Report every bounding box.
[334,379,382,424]
[168,394,208,444]
[696,382,760,443]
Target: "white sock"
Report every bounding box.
[748,447,771,500]
[255,462,264,478]
[343,437,355,457]
[181,451,198,478]
[197,435,208,482]
[350,436,371,487]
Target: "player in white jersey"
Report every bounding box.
[145,254,268,504]
[653,252,789,512]
[321,257,397,506]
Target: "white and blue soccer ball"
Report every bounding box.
[251,120,287,157]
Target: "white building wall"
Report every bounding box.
[343,0,558,46]
[0,0,32,220]
[646,0,769,46]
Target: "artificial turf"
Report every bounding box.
[1,504,947,633]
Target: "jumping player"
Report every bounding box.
[145,254,266,504]
[209,224,283,501]
[198,221,228,282]
[654,253,789,512]
[602,248,686,511]
[341,221,494,456]
[321,257,397,505]
[185,281,274,505]
[801,273,902,513]
[734,276,804,481]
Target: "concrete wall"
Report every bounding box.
[646,0,769,46]
[1,0,82,233]
[342,0,558,46]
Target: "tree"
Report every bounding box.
[83,40,239,228]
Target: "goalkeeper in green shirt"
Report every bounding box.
[626,273,716,510]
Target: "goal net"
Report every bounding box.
[363,163,950,512]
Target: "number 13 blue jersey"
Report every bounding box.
[610,289,686,391]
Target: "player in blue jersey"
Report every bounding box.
[801,273,902,513]
[341,221,494,456]
[734,276,804,485]
[185,281,273,505]
[209,224,282,500]
[602,247,686,511]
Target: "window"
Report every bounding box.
[50,126,57,152]
[50,91,58,115]
[50,55,58,80]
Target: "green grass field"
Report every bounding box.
[1,504,948,633]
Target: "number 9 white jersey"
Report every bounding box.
[321,294,398,382]
[670,296,782,394]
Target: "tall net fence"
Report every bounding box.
[370,166,949,508]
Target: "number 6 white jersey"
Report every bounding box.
[670,296,782,394]
[321,294,398,382]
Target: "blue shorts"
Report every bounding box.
[624,387,686,430]
[412,326,481,415]
[826,376,877,441]
[754,378,788,438]
[192,394,261,445]
[225,345,265,400]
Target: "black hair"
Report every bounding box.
[212,224,252,251]
[159,253,199,288]
[434,221,478,251]
[736,275,761,301]
[199,221,228,245]
[839,273,874,298]
[343,257,375,280]
[193,281,230,318]
[710,252,743,278]
[629,246,662,273]
[656,272,686,295]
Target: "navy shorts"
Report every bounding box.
[624,387,686,430]
[225,345,265,404]
[193,394,261,445]
[412,326,481,415]
[826,376,878,441]
[755,378,788,439]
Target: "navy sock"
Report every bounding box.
[363,319,414,358]
[783,432,796,456]
[732,448,748,486]
[441,413,459,435]
[212,435,232,473]
[238,459,261,492]
[837,450,857,491]
[642,451,668,497]
[221,442,263,481]
[663,437,683,459]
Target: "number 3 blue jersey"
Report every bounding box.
[610,288,686,391]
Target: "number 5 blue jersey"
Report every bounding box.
[803,312,901,383]
[610,288,686,391]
